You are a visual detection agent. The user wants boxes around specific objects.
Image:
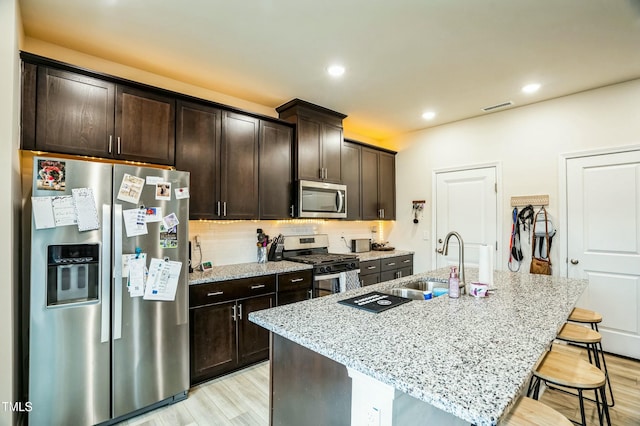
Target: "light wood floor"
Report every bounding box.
[118,348,640,426]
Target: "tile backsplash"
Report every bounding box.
[189,220,394,267]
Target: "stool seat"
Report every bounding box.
[557,323,602,344]
[502,397,572,425]
[569,307,602,325]
[534,351,605,389]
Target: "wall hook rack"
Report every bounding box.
[412,200,426,224]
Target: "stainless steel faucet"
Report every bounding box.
[442,231,466,294]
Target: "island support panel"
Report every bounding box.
[271,334,351,425]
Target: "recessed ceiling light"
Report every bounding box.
[522,83,541,94]
[422,111,436,120]
[327,64,345,77]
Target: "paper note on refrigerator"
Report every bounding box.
[51,195,77,227]
[127,256,147,298]
[117,173,145,204]
[123,208,148,237]
[72,188,100,231]
[31,196,56,229]
[143,258,182,301]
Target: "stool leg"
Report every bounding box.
[600,384,611,425]
[578,389,586,426]
[597,341,615,407]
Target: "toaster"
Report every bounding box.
[351,238,371,253]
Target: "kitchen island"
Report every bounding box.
[249,268,588,426]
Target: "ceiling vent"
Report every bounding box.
[482,101,514,112]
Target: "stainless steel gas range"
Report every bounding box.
[281,234,360,297]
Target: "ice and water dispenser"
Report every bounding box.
[47,244,100,306]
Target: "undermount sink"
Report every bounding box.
[383,288,426,300]
[402,279,448,292]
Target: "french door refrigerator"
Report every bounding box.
[21,154,190,425]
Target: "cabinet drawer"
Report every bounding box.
[359,259,381,275]
[278,270,312,292]
[190,275,276,307]
[380,255,413,271]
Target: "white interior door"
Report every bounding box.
[566,150,640,359]
[434,166,498,271]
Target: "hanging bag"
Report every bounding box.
[508,207,523,271]
[529,207,552,275]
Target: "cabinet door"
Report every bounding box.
[220,111,259,219]
[259,121,293,219]
[237,294,274,366]
[296,116,322,181]
[361,148,380,220]
[189,301,237,385]
[342,141,362,220]
[115,85,175,165]
[321,122,343,182]
[36,67,115,157]
[176,101,221,220]
[360,273,381,287]
[378,151,396,220]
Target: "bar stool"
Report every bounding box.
[569,307,602,331]
[555,322,614,407]
[528,351,611,426]
[501,396,572,425]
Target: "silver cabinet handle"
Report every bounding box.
[217,201,221,216]
[223,201,227,217]
[570,259,579,265]
[117,136,121,155]
[290,205,295,217]
[207,291,223,297]
[307,289,313,299]
[387,262,396,266]
[238,303,243,320]
[232,305,236,321]
[108,135,113,154]
[251,284,266,289]
[290,278,304,283]
[403,259,411,263]
[367,265,377,270]
[380,208,385,219]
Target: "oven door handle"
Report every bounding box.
[314,272,343,281]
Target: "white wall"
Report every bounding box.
[190,220,393,266]
[388,79,640,274]
[1,0,21,424]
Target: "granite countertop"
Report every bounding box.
[357,249,413,261]
[189,250,414,285]
[249,268,588,426]
[189,260,313,285]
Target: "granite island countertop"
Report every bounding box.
[249,268,588,426]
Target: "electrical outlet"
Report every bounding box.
[367,406,380,426]
[370,226,377,233]
[194,235,201,247]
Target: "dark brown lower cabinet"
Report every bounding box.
[189,276,275,385]
[360,254,414,285]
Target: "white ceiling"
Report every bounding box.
[18,0,640,141]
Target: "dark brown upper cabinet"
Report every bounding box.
[259,120,294,219]
[341,140,363,220]
[362,147,396,220]
[28,65,175,165]
[276,99,347,183]
[176,100,221,220]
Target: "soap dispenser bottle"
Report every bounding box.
[449,266,460,298]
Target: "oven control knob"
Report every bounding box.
[319,266,326,273]
[349,262,356,269]
[326,265,332,273]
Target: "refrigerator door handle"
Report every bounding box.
[114,203,123,340]
[101,204,111,343]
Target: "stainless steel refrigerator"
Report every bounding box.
[21,154,190,425]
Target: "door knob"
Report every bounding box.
[438,238,443,243]
[570,259,579,265]
[436,248,444,254]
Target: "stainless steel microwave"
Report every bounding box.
[298,180,347,218]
